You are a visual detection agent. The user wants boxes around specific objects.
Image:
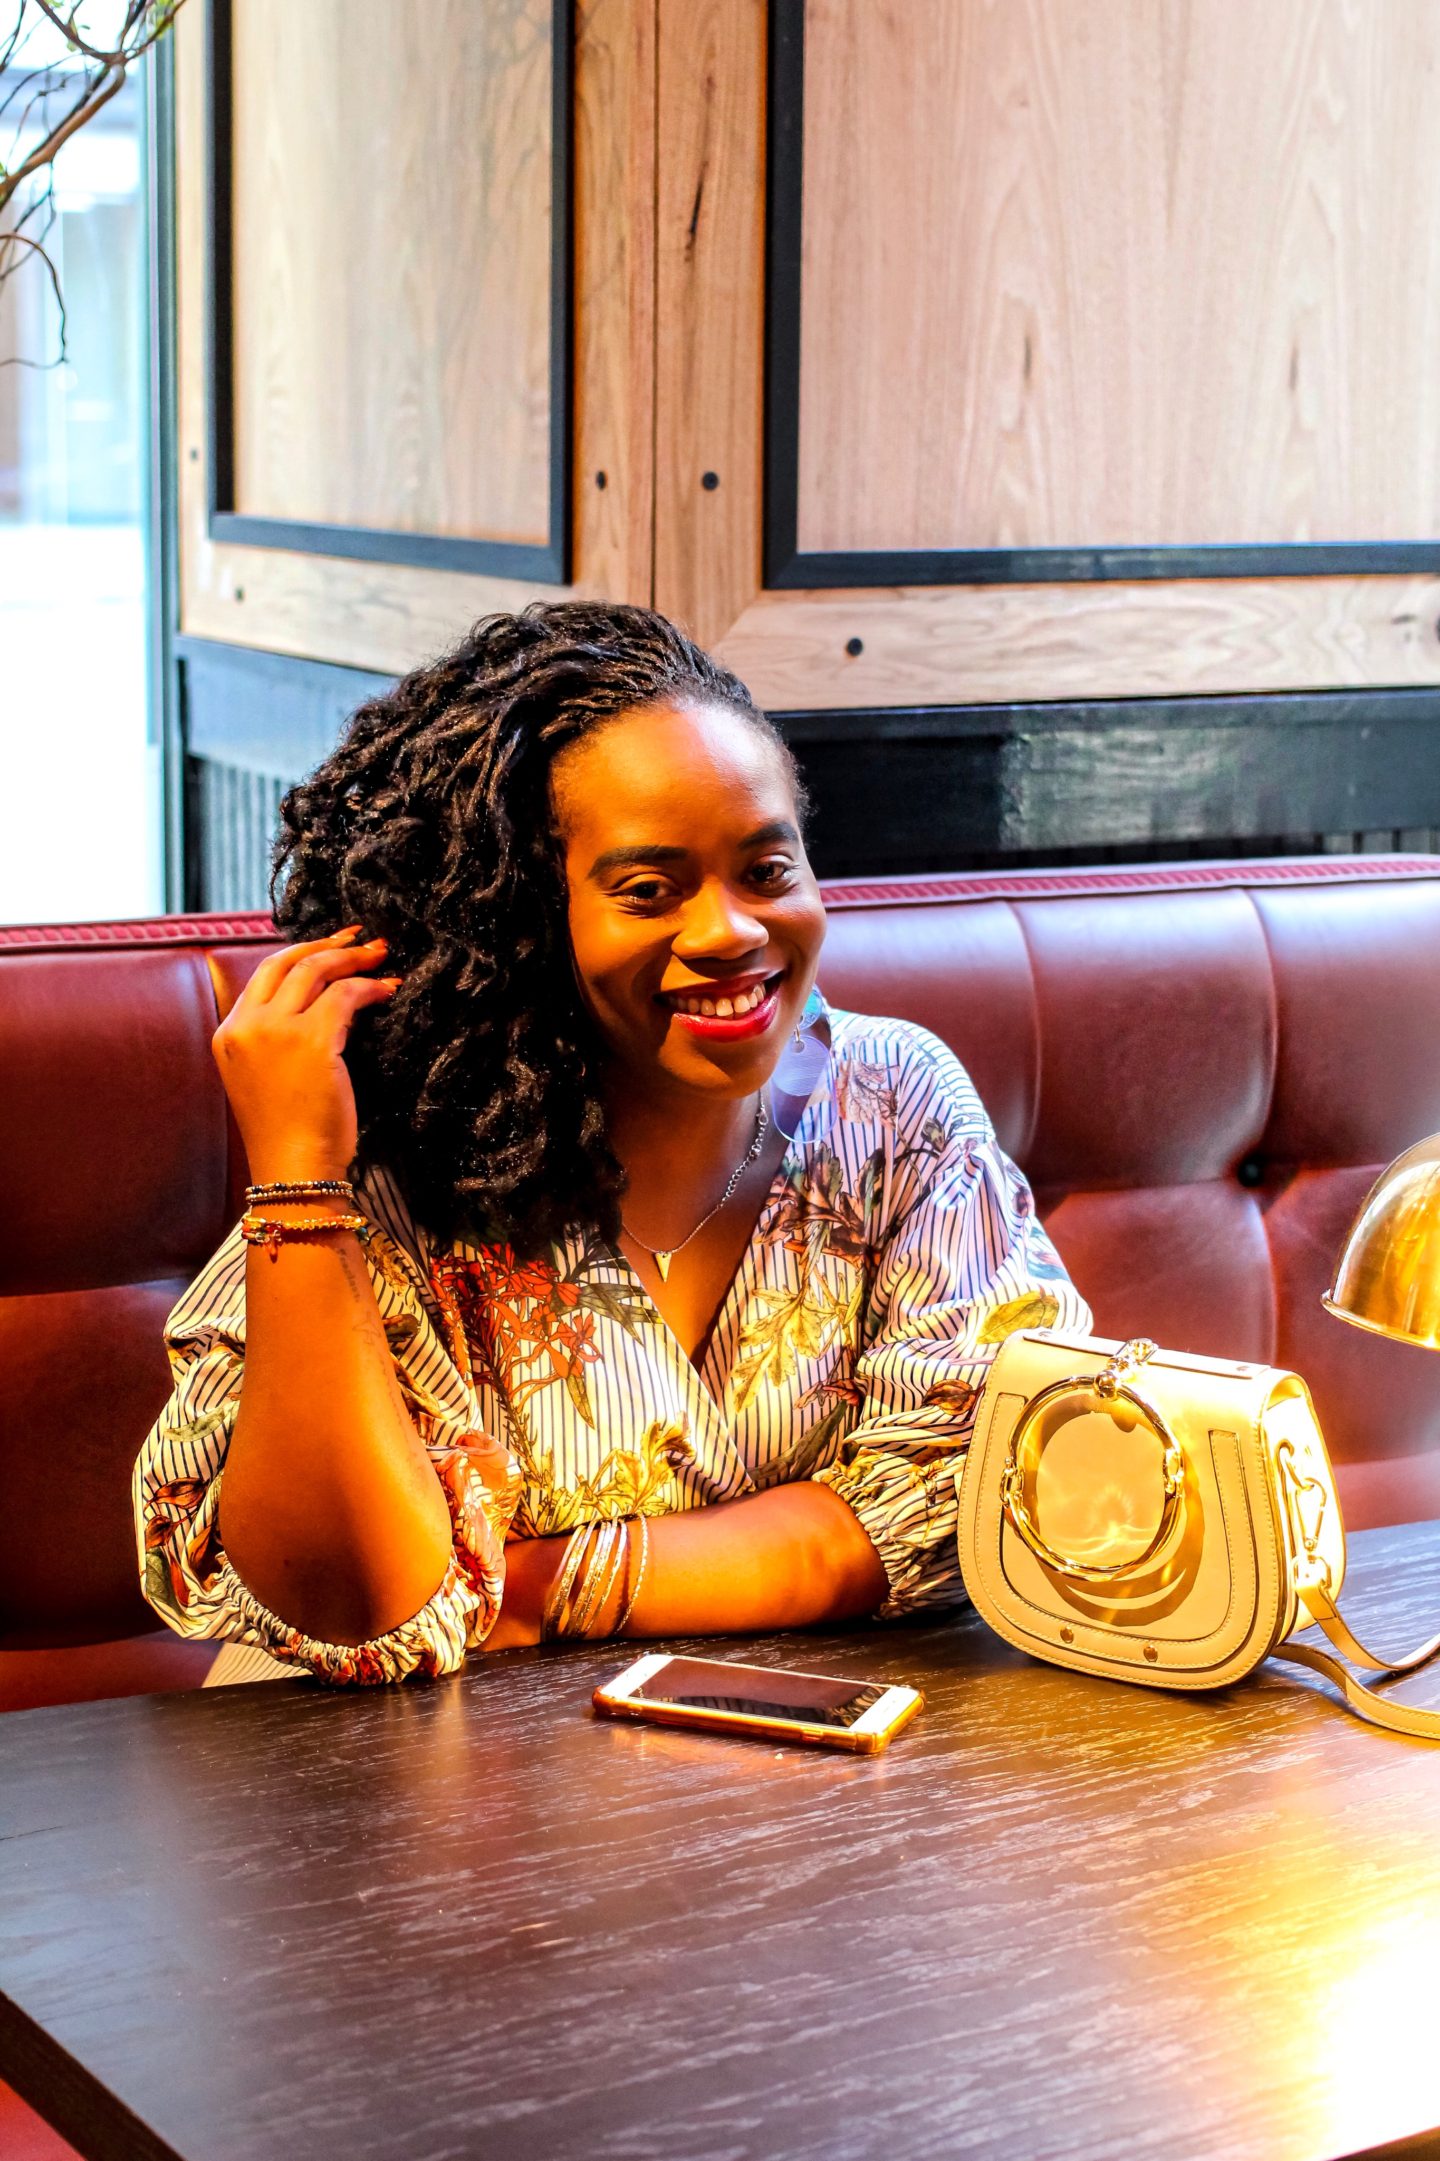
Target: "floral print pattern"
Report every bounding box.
[134,994,1090,1684]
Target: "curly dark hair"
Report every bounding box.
[272,600,807,1256]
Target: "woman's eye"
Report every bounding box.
[616,879,673,907]
[748,858,795,890]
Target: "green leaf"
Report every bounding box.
[976,1290,1061,1345]
[563,1365,595,1426]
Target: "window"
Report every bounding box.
[0,33,160,925]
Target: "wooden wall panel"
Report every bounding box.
[796,0,1440,559]
[652,0,766,654]
[178,0,655,672]
[651,0,1440,711]
[230,0,553,545]
[653,0,766,652]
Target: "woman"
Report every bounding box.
[135,602,1089,1684]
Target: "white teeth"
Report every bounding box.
[670,980,775,1017]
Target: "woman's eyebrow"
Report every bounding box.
[587,844,690,881]
[587,822,799,881]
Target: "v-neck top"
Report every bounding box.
[134,994,1090,1685]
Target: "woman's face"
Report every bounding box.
[552,699,826,1102]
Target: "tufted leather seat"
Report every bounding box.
[4,857,1440,1721]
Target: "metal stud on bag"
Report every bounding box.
[1000,1338,1188,1583]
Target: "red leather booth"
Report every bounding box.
[5,856,1440,1718]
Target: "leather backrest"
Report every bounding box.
[3,859,1438,1648]
[0,921,270,1647]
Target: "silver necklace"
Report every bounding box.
[621,1094,769,1281]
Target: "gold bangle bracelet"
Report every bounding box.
[542,1523,595,1642]
[570,1520,622,1640]
[612,1515,650,1638]
[585,1518,632,1639]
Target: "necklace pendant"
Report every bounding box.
[654,1250,673,1281]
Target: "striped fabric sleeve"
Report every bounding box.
[812,1039,1090,1617]
[132,1219,520,1686]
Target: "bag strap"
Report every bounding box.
[1297,1579,1440,1676]
[1270,1580,1440,1739]
[1275,1639,1440,1739]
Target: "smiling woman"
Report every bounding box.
[133,602,1089,1683]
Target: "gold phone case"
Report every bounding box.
[592,1661,924,1754]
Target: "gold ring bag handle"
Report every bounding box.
[1001,1339,1186,1583]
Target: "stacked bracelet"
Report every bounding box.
[575,1520,628,1638]
[241,1212,371,1260]
[612,1516,650,1637]
[540,1517,650,1641]
[542,1523,596,1641]
[244,1179,356,1207]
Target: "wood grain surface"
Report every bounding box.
[176,0,656,671]
[4,1523,1440,2161]
[645,0,1440,709]
[797,0,1440,557]
[652,0,766,653]
[712,573,1440,712]
[230,0,553,544]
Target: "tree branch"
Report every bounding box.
[0,0,189,359]
[0,59,124,202]
[0,227,67,366]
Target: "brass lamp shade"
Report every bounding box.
[1324,1131,1440,1351]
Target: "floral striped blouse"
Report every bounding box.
[134,993,1090,1684]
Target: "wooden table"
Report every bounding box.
[4,1522,1440,2161]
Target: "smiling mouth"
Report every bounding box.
[661,971,784,1020]
[657,969,787,1039]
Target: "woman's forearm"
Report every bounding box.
[492,1482,887,1649]
[220,1228,452,1647]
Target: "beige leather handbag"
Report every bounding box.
[958,1332,1440,1737]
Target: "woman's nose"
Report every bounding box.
[673,881,766,957]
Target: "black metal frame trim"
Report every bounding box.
[204,0,573,582]
[763,0,1440,590]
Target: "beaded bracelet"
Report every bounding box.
[244,1179,357,1207]
[241,1212,371,1261]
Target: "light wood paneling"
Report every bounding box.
[715,576,1440,712]
[797,0,1440,558]
[231,0,554,545]
[650,0,1440,710]
[178,0,655,671]
[652,0,766,654]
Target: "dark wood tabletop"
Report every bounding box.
[4,1521,1440,2161]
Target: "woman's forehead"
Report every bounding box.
[552,700,795,839]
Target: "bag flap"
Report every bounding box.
[959,1332,1295,1691]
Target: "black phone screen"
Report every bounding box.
[630,1657,890,1729]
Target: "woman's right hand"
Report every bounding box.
[212,929,399,1183]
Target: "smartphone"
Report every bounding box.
[592,1651,923,1754]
